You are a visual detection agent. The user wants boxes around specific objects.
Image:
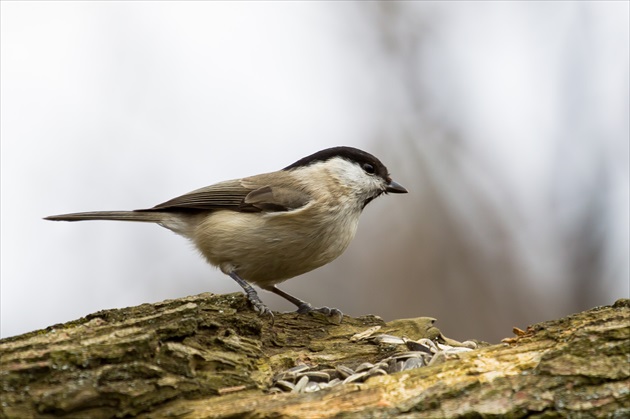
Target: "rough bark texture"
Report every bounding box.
[1,293,628,418]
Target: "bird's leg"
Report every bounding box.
[228,272,273,318]
[264,285,343,321]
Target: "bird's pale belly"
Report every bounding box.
[191,206,360,286]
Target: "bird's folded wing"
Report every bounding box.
[145,177,311,213]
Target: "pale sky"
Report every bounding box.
[2,2,628,340]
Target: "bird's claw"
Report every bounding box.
[296,304,343,324]
[245,294,274,322]
[253,302,273,317]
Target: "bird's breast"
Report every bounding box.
[191,201,362,285]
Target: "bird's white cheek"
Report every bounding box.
[319,158,386,204]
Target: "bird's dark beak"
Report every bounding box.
[386,180,408,194]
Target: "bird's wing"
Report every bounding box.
[147,175,311,213]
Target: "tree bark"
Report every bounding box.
[1,293,628,418]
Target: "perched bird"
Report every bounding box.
[46,146,407,318]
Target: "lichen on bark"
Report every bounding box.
[1,294,628,418]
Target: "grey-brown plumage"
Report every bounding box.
[46,146,407,318]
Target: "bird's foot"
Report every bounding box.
[246,293,274,320]
[296,303,343,324]
[228,272,274,321]
[248,296,273,320]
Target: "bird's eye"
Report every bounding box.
[362,163,375,174]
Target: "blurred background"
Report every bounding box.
[1,2,628,342]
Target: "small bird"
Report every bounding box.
[46,146,407,318]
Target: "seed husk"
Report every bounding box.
[275,380,295,391]
[292,375,309,393]
[298,371,330,382]
[343,371,367,384]
[355,362,374,373]
[335,365,355,378]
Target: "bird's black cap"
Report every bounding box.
[283,146,390,181]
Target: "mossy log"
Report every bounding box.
[1,293,628,418]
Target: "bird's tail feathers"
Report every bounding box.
[44,210,165,223]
